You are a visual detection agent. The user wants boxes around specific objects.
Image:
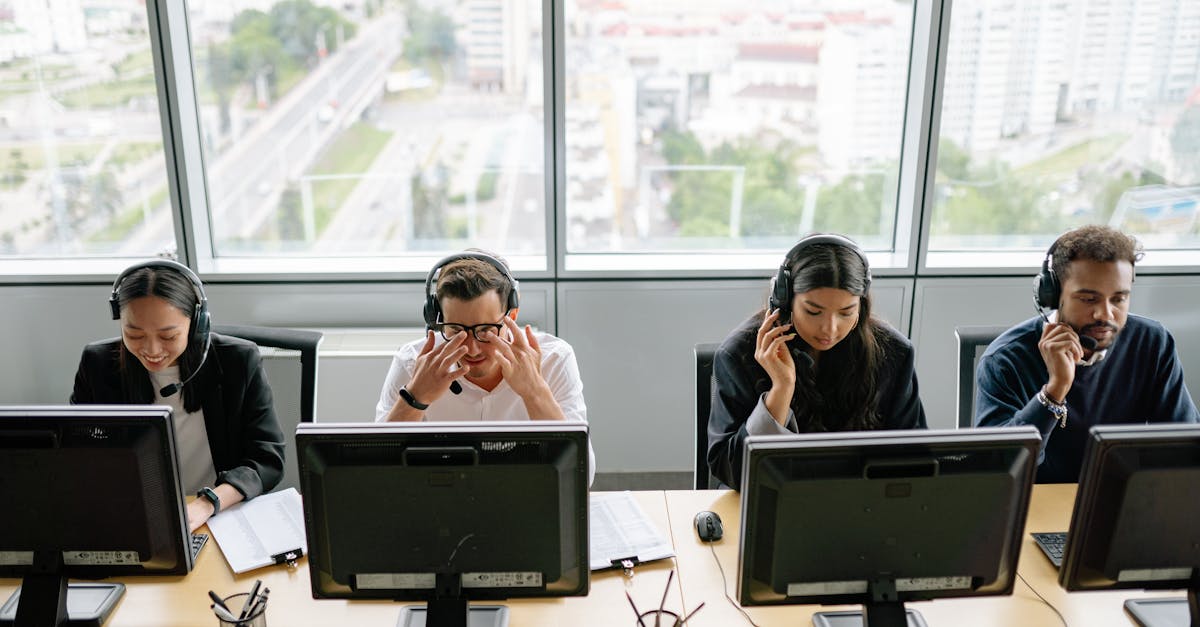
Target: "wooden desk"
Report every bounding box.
[0,492,681,627]
[663,489,1059,626]
[664,485,1183,627]
[1017,484,1176,626]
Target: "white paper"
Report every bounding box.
[206,487,307,574]
[588,491,674,571]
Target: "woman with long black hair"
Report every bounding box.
[71,259,284,531]
[707,234,927,488]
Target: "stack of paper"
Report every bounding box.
[589,492,674,571]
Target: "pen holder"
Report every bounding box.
[217,593,267,627]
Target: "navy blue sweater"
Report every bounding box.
[975,314,1199,483]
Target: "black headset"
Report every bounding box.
[769,234,872,322]
[422,251,520,328]
[1033,236,1064,311]
[110,259,211,397]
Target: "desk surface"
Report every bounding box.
[2,487,1182,626]
[0,492,681,627]
[664,484,1175,627]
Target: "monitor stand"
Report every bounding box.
[1124,579,1200,627]
[812,608,928,627]
[394,573,509,627]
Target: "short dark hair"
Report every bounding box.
[1052,225,1144,282]
[435,251,513,309]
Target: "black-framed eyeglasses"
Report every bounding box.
[433,317,506,342]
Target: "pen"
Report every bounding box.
[210,603,237,622]
[207,590,232,616]
[247,587,270,618]
[240,579,262,619]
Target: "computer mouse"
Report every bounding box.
[694,510,723,542]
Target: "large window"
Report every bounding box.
[929,0,1200,265]
[186,0,546,263]
[563,0,914,262]
[0,0,174,261]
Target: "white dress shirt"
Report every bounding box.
[376,331,595,484]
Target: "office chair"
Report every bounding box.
[213,324,324,424]
[214,325,323,493]
[694,343,719,489]
[954,325,1008,428]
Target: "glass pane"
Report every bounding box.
[931,0,1200,253]
[189,0,546,260]
[0,0,174,258]
[564,1,914,255]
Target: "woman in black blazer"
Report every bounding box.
[707,235,927,489]
[71,260,284,531]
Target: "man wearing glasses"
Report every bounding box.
[375,250,594,482]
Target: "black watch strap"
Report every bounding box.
[197,486,221,516]
[398,387,429,411]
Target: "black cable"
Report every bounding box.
[709,543,761,627]
[1016,571,1068,627]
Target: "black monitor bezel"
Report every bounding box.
[737,427,1040,608]
[1060,423,1200,593]
[296,421,590,603]
[0,404,193,579]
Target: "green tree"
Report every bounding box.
[403,4,456,63]
[1170,106,1200,182]
[277,184,304,241]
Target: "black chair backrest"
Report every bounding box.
[954,325,1008,428]
[694,343,719,489]
[213,325,324,423]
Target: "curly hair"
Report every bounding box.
[1052,225,1144,281]
[435,250,514,310]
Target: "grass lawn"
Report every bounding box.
[57,74,157,109]
[306,123,393,233]
[88,186,169,243]
[0,143,104,171]
[1017,134,1130,180]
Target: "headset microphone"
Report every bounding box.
[450,381,462,395]
[160,361,205,398]
[1036,305,1099,351]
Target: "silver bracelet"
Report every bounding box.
[1036,387,1068,428]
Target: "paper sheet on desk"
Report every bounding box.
[206,488,307,574]
[589,492,674,571]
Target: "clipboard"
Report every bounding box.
[206,488,308,574]
[589,492,674,571]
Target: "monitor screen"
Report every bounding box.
[738,427,1040,627]
[0,405,192,624]
[1060,423,1200,626]
[296,421,589,626]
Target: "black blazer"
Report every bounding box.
[70,333,285,500]
[707,314,927,489]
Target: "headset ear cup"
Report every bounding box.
[423,295,438,328]
[193,309,211,350]
[770,268,791,319]
[508,278,520,311]
[109,297,121,320]
[1034,270,1059,310]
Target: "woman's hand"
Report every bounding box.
[756,310,798,426]
[186,498,215,532]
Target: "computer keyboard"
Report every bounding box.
[1031,531,1066,568]
[190,532,209,561]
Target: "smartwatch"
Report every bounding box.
[197,486,221,516]
[398,387,429,411]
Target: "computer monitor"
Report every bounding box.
[296,421,589,627]
[1060,423,1200,627]
[738,427,1041,627]
[0,405,194,626]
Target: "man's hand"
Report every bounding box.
[486,317,548,399]
[1039,322,1084,402]
[484,318,565,420]
[405,330,469,406]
